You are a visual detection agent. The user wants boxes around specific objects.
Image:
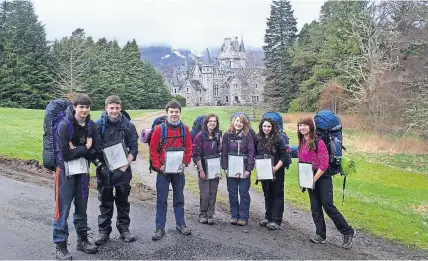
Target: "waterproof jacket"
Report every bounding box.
[298,139,329,173]
[149,121,193,172]
[192,130,222,173]
[96,112,139,186]
[221,131,255,172]
[57,106,101,168]
[255,134,291,170]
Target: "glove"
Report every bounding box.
[100,165,110,179]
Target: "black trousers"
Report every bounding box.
[308,176,353,239]
[97,182,132,234]
[261,168,285,225]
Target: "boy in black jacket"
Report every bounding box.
[94,95,139,245]
[53,94,101,260]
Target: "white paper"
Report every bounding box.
[102,142,129,171]
[206,157,221,179]
[256,158,274,180]
[228,155,244,178]
[64,157,89,176]
[298,163,314,189]
[165,150,184,174]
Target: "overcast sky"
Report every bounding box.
[32,0,325,51]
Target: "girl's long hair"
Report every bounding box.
[297,117,316,152]
[228,114,250,135]
[202,114,220,135]
[256,118,280,154]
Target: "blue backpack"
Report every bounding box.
[190,115,206,142]
[42,99,93,171]
[262,111,292,167]
[314,110,347,203]
[314,110,344,176]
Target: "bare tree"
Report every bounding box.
[338,2,400,131]
[49,28,93,98]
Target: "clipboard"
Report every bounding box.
[227,154,245,178]
[165,147,185,174]
[64,157,89,176]
[204,154,221,180]
[102,141,129,171]
[298,162,314,189]
[255,155,274,180]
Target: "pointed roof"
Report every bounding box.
[171,68,181,87]
[239,37,246,52]
[206,48,212,64]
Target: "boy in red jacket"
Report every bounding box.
[149,100,193,241]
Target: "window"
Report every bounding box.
[252,96,259,102]
[174,89,177,94]
[213,85,219,96]
[233,83,238,88]
[187,88,189,93]
[226,96,229,102]
[255,84,258,89]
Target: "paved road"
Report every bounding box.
[1,175,427,260]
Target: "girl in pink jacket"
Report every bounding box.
[297,117,356,249]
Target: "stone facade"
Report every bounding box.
[168,37,265,107]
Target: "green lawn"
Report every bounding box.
[1,106,427,250]
[0,107,152,161]
[184,107,428,250]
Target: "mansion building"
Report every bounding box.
[166,37,265,107]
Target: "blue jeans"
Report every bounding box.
[155,173,186,229]
[226,177,251,221]
[53,168,90,243]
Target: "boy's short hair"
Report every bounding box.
[105,95,122,106]
[73,93,92,107]
[165,99,182,112]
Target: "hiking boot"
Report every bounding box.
[199,217,208,224]
[176,224,192,235]
[266,222,280,230]
[151,228,165,241]
[259,219,269,227]
[119,231,136,242]
[230,218,238,225]
[94,232,110,246]
[310,234,326,244]
[237,219,247,226]
[342,229,357,249]
[76,234,98,254]
[55,242,72,260]
[207,217,215,225]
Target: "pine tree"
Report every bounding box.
[263,0,297,112]
[0,0,53,109]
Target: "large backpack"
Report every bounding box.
[147,120,187,173]
[140,116,167,144]
[190,115,206,142]
[262,111,292,167]
[314,110,344,176]
[42,99,93,171]
[314,110,347,203]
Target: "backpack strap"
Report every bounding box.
[88,120,93,137]
[65,118,74,140]
[158,122,187,153]
[98,112,107,135]
[180,123,186,145]
[314,136,320,154]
